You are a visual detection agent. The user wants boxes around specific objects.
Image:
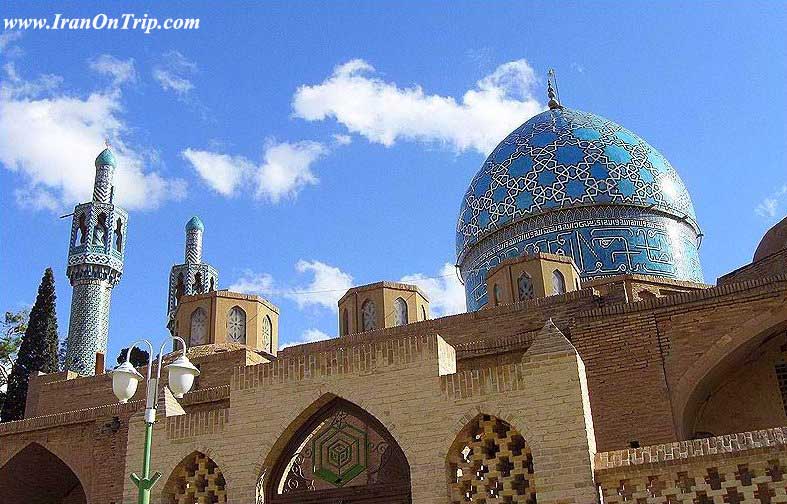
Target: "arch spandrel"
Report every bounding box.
[0,442,88,504]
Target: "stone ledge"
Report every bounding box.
[595,427,787,470]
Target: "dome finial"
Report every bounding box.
[547,68,562,110]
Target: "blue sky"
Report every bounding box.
[1,1,785,362]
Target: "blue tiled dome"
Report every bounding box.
[94,148,117,168]
[185,216,205,232]
[456,106,703,311]
[457,108,697,257]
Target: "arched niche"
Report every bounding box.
[161,450,227,504]
[0,442,87,504]
[262,397,412,503]
[674,302,787,439]
[446,414,536,504]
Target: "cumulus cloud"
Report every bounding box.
[227,270,275,296]
[280,328,332,349]
[0,64,186,211]
[401,262,466,317]
[285,260,353,312]
[755,184,787,219]
[89,54,136,85]
[153,50,197,96]
[292,58,545,154]
[181,148,252,197]
[182,140,328,203]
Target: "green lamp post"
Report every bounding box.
[110,336,200,504]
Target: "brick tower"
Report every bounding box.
[64,147,128,375]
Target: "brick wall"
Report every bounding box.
[718,250,787,285]
[596,427,787,503]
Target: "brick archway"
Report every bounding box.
[160,450,227,504]
[0,442,87,504]
[672,299,787,439]
[262,397,411,504]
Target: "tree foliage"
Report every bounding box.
[117,346,150,368]
[1,269,59,422]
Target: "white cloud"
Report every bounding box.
[227,270,275,296]
[181,148,252,196]
[0,31,22,54]
[285,260,353,312]
[755,184,787,219]
[401,262,466,317]
[89,55,136,85]
[182,140,327,202]
[280,328,332,349]
[256,140,326,203]
[153,50,197,96]
[0,65,186,211]
[332,133,352,146]
[292,58,545,154]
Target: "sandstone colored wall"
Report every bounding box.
[596,427,787,504]
[122,333,598,504]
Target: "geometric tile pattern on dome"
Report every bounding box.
[457,108,698,258]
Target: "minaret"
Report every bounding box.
[64,147,128,375]
[167,217,219,331]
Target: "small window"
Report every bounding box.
[76,214,87,245]
[493,284,502,306]
[341,308,349,336]
[93,213,107,246]
[209,277,215,292]
[361,299,376,331]
[552,270,566,295]
[193,272,204,294]
[189,308,208,346]
[393,297,408,326]
[262,315,272,351]
[114,218,123,252]
[517,273,534,301]
[226,306,247,344]
[175,273,185,304]
[421,305,428,321]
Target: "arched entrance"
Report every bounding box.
[265,398,411,503]
[0,442,87,504]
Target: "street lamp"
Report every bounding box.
[110,336,200,504]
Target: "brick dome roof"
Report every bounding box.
[754,215,787,261]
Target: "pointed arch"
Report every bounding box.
[0,442,87,504]
[517,272,534,301]
[551,269,566,295]
[361,299,376,331]
[446,414,536,504]
[262,396,412,503]
[393,297,408,326]
[114,217,123,252]
[161,450,227,504]
[189,307,208,346]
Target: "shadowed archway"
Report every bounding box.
[0,442,87,504]
[264,397,411,504]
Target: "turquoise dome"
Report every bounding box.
[457,107,698,258]
[456,106,703,311]
[185,216,205,232]
[94,148,117,168]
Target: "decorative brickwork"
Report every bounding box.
[162,451,227,504]
[597,428,787,504]
[448,414,536,504]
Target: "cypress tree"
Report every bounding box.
[1,268,59,421]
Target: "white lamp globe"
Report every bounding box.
[110,361,143,403]
[165,355,200,398]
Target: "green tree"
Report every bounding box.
[117,346,150,368]
[1,269,59,422]
[0,309,29,414]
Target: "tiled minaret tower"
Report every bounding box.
[64,147,128,375]
[167,217,219,330]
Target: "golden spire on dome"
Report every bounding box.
[547,68,562,110]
